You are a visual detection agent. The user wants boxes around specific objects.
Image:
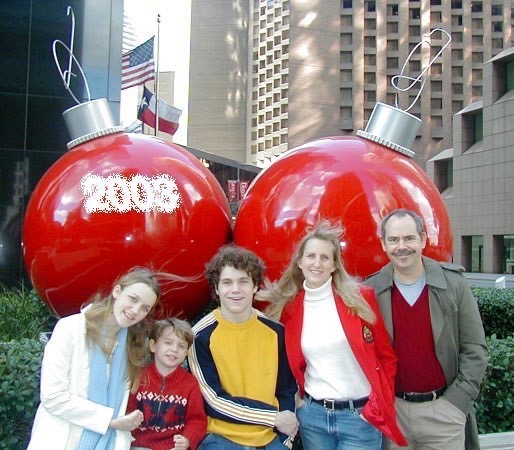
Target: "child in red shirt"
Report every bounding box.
[128,318,206,450]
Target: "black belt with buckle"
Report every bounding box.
[396,387,446,403]
[306,393,368,410]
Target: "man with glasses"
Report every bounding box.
[364,208,487,450]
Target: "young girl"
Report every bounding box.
[28,267,180,450]
[128,318,207,450]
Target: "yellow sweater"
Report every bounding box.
[189,308,296,447]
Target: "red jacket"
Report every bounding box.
[280,284,407,446]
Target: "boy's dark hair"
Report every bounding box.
[205,245,265,301]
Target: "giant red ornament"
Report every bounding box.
[23,101,231,319]
[234,133,452,282]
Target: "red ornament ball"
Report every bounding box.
[23,132,232,319]
[234,136,452,282]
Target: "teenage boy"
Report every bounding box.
[189,245,298,449]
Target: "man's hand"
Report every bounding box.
[109,409,144,431]
[274,410,299,439]
[173,434,190,450]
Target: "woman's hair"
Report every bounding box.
[257,220,376,324]
[149,317,194,349]
[84,267,191,384]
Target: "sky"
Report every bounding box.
[121,0,191,145]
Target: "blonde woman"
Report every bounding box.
[257,221,407,450]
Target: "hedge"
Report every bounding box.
[472,287,514,339]
[0,338,44,450]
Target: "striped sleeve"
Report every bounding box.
[188,314,278,427]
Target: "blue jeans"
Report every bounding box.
[198,433,289,450]
[297,396,382,450]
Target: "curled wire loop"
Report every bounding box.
[392,28,451,112]
[52,6,90,104]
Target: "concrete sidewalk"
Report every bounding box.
[480,431,514,449]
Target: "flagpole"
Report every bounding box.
[154,14,160,136]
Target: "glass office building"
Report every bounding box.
[0,0,124,286]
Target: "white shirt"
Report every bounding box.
[302,278,371,400]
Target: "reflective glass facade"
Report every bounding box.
[0,0,123,286]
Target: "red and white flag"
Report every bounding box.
[138,86,182,136]
[121,37,155,90]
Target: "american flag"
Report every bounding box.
[121,36,155,90]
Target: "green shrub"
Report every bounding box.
[472,287,514,339]
[475,334,514,433]
[0,286,57,342]
[0,338,44,449]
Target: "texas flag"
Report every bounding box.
[138,86,182,136]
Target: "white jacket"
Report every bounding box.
[27,310,132,450]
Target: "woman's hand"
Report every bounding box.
[109,409,144,431]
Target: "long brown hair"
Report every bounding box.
[256,220,376,323]
[84,267,192,385]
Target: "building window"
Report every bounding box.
[472,69,482,81]
[472,18,483,30]
[431,11,442,24]
[388,4,399,16]
[462,236,483,272]
[431,0,442,4]
[472,52,483,64]
[388,39,399,51]
[504,235,514,274]
[365,54,377,65]
[409,25,421,35]
[341,69,353,82]
[340,52,352,64]
[492,38,503,49]
[452,15,463,26]
[471,1,482,12]
[342,0,353,8]
[387,22,399,33]
[507,61,514,91]
[410,8,421,19]
[472,34,483,45]
[491,4,503,15]
[452,66,464,77]
[365,18,376,29]
[365,0,376,12]
[473,111,483,142]
[451,0,463,8]
[364,72,376,84]
[364,90,376,103]
[387,57,398,68]
[431,80,442,91]
[364,36,375,48]
[431,98,443,109]
[452,100,463,112]
[434,158,453,192]
[492,22,503,32]
[452,83,464,94]
[472,86,483,97]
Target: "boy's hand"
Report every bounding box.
[274,410,299,439]
[109,409,144,431]
[173,434,190,450]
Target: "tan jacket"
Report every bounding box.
[364,256,488,450]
